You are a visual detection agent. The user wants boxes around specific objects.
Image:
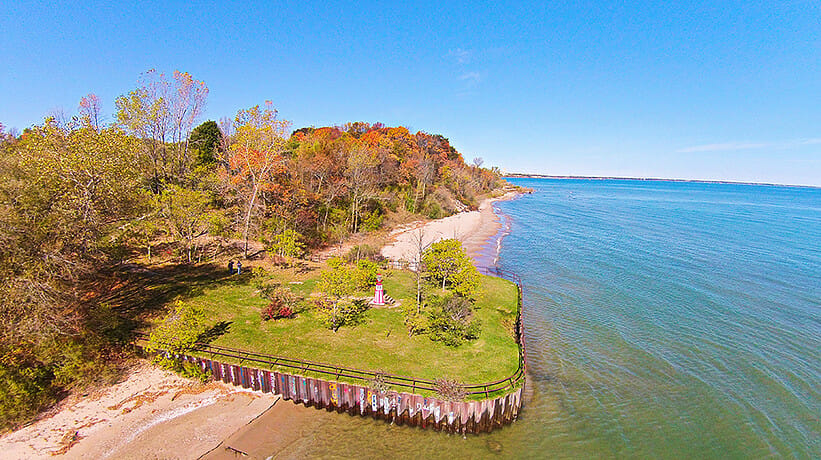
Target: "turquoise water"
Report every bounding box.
[494,178,820,458]
[271,179,820,459]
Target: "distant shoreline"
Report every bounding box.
[504,173,820,189]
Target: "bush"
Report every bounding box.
[326,256,345,269]
[180,360,210,383]
[0,351,57,431]
[360,209,383,232]
[261,302,295,321]
[426,296,481,347]
[260,288,298,320]
[251,267,281,300]
[345,244,380,262]
[146,301,209,354]
[266,229,305,266]
[354,259,379,290]
[424,199,445,219]
[401,301,428,337]
[0,332,123,431]
[313,296,369,332]
[369,372,389,395]
[434,378,467,401]
[152,354,210,383]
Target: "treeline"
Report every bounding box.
[0,69,502,429]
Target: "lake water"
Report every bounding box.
[267,178,820,459]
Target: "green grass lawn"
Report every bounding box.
[172,265,520,390]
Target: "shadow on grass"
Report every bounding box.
[80,263,251,343]
[197,320,232,344]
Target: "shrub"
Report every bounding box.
[354,259,379,290]
[434,378,467,402]
[145,301,214,382]
[424,200,444,219]
[401,301,428,337]
[326,256,345,269]
[180,360,210,383]
[313,296,369,332]
[266,229,305,267]
[345,244,380,262]
[260,288,298,320]
[426,296,481,347]
[261,302,295,321]
[152,353,210,383]
[360,209,383,232]
[251,267,281,300]
[146,301,209,354]
[0,350,57,431]
[369,372,389,395]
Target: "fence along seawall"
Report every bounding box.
[144,267,527,434]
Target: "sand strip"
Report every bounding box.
[0,361,278,459]
[381,191,518,265]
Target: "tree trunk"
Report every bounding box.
[243,182,260,258]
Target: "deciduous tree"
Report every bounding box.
[224,102,291,257]
[189,120,222,166]
[422,239,480,297]
[154,185,212,263]
[115,70,208,188]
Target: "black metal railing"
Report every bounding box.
[136,265,526,398]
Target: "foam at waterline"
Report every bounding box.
[472,204,512,268]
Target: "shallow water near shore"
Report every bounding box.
[253,178,820,459]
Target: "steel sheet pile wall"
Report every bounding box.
[175,354,522,433]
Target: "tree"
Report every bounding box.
[422,239,480,297]
[224,102,291,257]
[78,93,103,129]
[0,117,145,428]
[2,120,142,341]
[345,144,380,233]
[154,185,212,263]
[145,301,211,381]
[319,260,357,332]
[189,120,222,166]
[146,301,208,354]
[411,228,431,307]
[266,229,304,267]
[427,296,481,346]
[115,69,208,188]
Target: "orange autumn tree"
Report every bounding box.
[225,102,291,257]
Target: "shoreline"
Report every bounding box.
[0,361,279,459]
[381,190,520,266]
[1,190,522,459]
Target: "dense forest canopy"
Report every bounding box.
[0,70,503,429]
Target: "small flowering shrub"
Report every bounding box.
[260,288,299,320]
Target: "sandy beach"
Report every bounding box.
[381,191,518,265]
[0,362,278,459]
[1,191,518,459]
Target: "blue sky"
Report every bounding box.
[2,1,819,185]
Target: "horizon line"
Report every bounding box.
[503,173,820,189]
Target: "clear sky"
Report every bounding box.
[2,1,819,186]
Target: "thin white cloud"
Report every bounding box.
[459,72,481,84]
[798,138,821,146]
[448,48,471,65]
[677,142,769,153]
[677,138,821,153]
